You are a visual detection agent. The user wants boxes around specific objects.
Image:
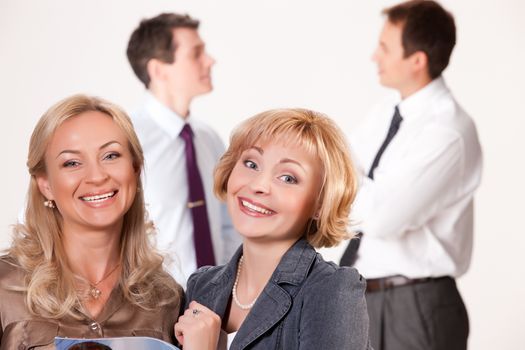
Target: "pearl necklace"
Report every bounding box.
[232,256,257,310]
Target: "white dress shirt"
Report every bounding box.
[131,93,241,287]
[347,77,482,279]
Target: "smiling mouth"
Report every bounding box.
[240,199,275,215]
[80,191,117,203]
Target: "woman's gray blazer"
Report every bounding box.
[185,238,371,349]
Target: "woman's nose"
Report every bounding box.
[85,162,109,184]
[248,172,271,195]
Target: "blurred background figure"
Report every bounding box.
[126,13,240,286]
[339,1,483,349]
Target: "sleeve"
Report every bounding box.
[299,268,371,349]
[351,127,464,239]
[184,270,198,310]
[166,287,185,345]
[184,266,214,310]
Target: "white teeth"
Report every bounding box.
[81,191,115,202]
[241,200,273,215]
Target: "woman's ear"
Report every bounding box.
[36,175,54,200]
[313,192,324,220]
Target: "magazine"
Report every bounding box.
[55,336,180,350]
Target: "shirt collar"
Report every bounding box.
[397,76,448,121]
[270,238,317,285]
[143,92,192,139]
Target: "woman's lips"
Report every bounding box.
[238,197,276,217]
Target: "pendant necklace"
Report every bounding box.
[87,264,120,300]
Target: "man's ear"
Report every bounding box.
[146,58,166,84]
[36,175,54,200]
[411,51,429,74]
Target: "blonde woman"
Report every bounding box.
[175,109,371,349]
[0,95,183,347]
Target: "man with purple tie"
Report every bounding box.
[340,1,482,349]
[127,13,240,287]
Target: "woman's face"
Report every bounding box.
[226,140,323,244]
[37,111,138,234]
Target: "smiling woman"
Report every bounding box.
[0,95,183,347]
[36,111,139,236]
[175,109,371,350]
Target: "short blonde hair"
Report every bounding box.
[215,108,357,248]
[9,94,181,319]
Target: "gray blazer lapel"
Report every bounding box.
[231,281,292,349]
[192,248,242,319]
[231,239,316,349]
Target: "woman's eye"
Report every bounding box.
[104,152,120,161]
[243,160,258,170]
[63,160,80,168]
[279,174,298,184]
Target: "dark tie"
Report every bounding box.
[180,124,216,267]
[368,106,403,180]
[340,232,363,266]
[340,107,403,267]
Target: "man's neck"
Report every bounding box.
[399,75,433,99]
[149,86,191,119]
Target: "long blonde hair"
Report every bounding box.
[214,108,357,248]
[9,94,181,319]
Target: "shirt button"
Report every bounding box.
[89,321,100,331]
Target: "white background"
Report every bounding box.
[1,0,523,348]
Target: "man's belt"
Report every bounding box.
[366,275,452,293]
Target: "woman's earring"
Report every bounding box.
[313,213,320,220]
[44,199,56,209]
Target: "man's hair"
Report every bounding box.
[127,13,199,88]
[383,0,456,79]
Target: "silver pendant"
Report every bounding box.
[90,285,102,299]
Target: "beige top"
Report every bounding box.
[0,257,182,349]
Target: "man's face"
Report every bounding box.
[372,20,414,92]
[164,28,215,100]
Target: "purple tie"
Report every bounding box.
[180,124,216,267]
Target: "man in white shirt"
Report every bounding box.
[126,13,240,287]
[340,1,482,349]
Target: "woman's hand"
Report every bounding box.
[175,301,221,350]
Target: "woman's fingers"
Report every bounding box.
[174,322,185,346]
[174,301,221,350]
